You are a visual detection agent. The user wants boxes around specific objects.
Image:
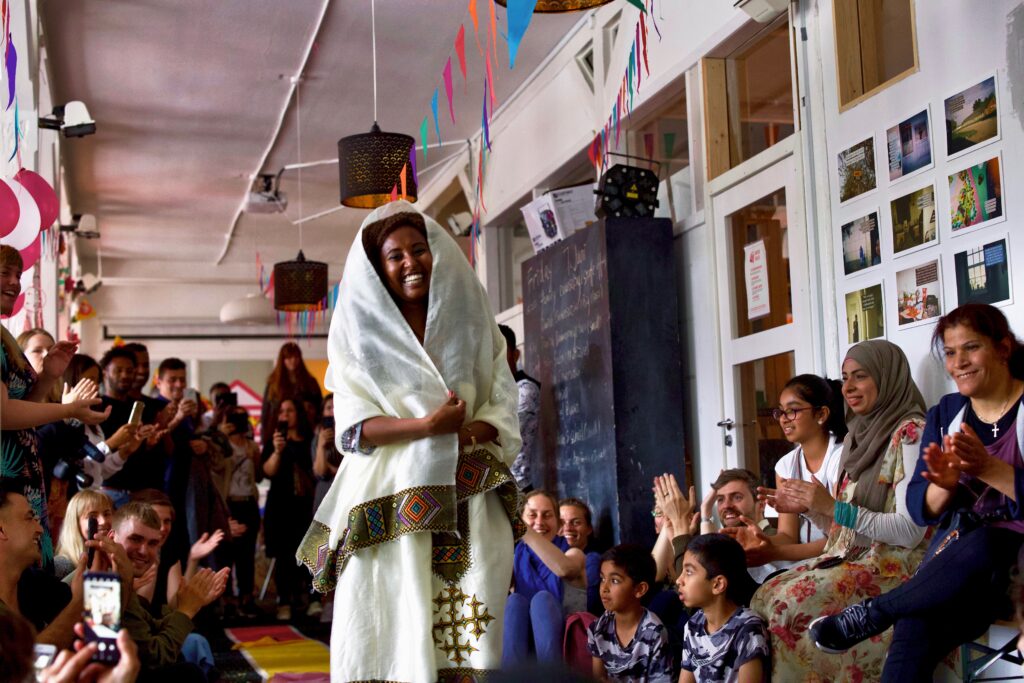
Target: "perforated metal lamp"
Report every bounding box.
[337,123,417,208]
[273,250,328,312]
[494,0,612,11]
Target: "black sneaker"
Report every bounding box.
[809,600,885,654]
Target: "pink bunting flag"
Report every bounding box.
[443,57,456,124]
[455,25,468,92]
[390,185,399,203]
[468,0,484,57]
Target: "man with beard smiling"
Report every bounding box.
[699,469,783,586]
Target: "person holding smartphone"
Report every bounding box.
[312,393,340,514]
[261,398,315,621]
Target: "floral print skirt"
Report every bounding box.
[750,559,907,682]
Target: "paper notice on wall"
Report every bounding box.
[744,240,770,320]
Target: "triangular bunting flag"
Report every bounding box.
[430,89,442,144]
[443,57,456,124]
[507,0,538,69]
[455,24,468,92]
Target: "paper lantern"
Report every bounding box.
[14,169,59,231]
[494,0,612,11]
[338,124,417,208]
[273,250,328,312]
[0,177,18,238]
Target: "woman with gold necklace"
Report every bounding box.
[811,303,1024,682]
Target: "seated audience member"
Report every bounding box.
[750,340,929,681]
[0,483,82,648]
[559,497,602,615]
[649,474,698,639]
[54,490,115,579]
[696,469,782,585]
[107,502,228,677]
[811,304,1024,681]
[220,406,261,616]
[677,535,769,683]
[498,324,540,491]
[504,490,587,666]
[725,375,847,570]
[587,543,672,683]
[130,490,223,619]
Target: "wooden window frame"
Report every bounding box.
[834,0,920,112]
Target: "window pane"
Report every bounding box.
[726,23,795,167]
[730,189,792,338]
[735,351,795,483]
[633,92,693,224]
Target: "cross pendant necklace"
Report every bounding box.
[992,422,1000,438]
[980,384,1019,438]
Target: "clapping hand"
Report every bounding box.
[41,341,78,381]
[779,475,835,516]
[175,567,230,618]
[721,515,775,567]
[189,530,225,562]
[949,424,995,479]
[652,474,697,536]
[921,435,961,490]
[63,378,99,404]
[759,476,809,514]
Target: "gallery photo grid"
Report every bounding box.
[834,71,1011,339]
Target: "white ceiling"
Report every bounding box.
[40,0,580,310]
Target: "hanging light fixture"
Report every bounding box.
[338,0,416,208]
[274,82,329,312]
[494,0,612,12]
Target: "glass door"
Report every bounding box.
[712,145,812,484]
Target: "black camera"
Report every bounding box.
[215,391,238,407]
[53,439,106,489]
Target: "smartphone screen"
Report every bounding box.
[33,643,57,677]
[184,388,199,403]
[277,420,288,435]
[86,517,98,567]
[322,416,335,430]
[128,400,145,426]
[83,572,121,664]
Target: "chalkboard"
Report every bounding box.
[522,218,685,549]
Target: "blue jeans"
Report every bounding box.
[181,633,214,680]
[502,591,564,666]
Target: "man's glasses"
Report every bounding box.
[770,406,813,421]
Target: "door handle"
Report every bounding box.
[716,418,735,430]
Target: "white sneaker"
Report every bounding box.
[305,601,323,618]
[276,604,292,621]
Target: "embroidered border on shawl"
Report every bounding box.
[435,667,491,682]
[298,449,524,592]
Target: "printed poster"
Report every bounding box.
[954,237,1011,306]
[845,283,884,344]
[886,109,932,182]
[841,211,881,276]
[890,184,938,257]
[944,75,1000,158]
[896,259,942,327]
[744,240,770,320]
[949,156,1004,233]
[838,137,877,204]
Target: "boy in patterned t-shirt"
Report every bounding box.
[587,543,673,682]
[677,534,769,683]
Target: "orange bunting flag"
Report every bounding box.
[455,24,468,92]
[488,0,499,79]
[468,0,484,57]
[485,51,497,109]
[400,163,408,199]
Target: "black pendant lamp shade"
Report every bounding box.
[494,0,612,12]
[338,123,417,208]
[273,250,328,312]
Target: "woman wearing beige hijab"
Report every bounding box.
[750,340,930,681]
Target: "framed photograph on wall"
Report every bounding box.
[845,282,885,344]
[944,74,1000,159]
[840,211,882,276]
[886,108,933,184]
[952,235,1012,307]
[890,183,938,257]
[895,258,943,328]
[837,136,877,204]
[948,154,1004,235]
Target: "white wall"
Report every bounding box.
[814,0,1024,405]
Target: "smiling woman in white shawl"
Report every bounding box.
[297,201,524,683]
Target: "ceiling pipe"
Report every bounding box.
[214,0,333,265]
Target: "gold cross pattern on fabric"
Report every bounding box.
[432,587,495,665]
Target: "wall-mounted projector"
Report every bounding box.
[246,174,287,214]
[733,0,788,23]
